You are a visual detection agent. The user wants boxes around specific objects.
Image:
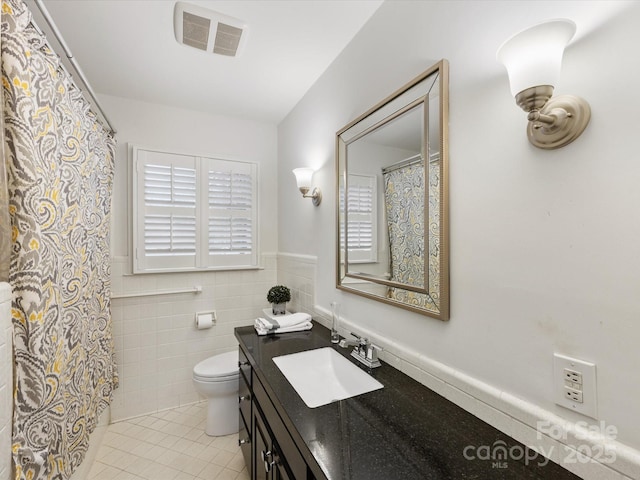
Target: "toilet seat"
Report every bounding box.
[193,350,239,382]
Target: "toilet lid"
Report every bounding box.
[194,350,239,380]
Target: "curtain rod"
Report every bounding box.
[33,0,116,134]
[382,151,442,175]
[382,153,422,174]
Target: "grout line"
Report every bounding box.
[89,402,248,480]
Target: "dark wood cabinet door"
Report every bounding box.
[253,404,272,480]
[275,456,293,480]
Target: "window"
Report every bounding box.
[133,146,258,273]
[340,174,377,263]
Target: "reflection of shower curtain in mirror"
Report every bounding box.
[2,1,118,478]
[383,161,425,304]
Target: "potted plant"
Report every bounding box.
[267,285,291,315]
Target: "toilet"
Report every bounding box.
[192,350,240,436]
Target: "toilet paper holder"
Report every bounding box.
[195,310,217,329]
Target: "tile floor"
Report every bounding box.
[88,402,249,480]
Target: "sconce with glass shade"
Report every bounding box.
[497,19,590,149]
[292,168,322,206]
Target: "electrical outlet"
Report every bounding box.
[553,353,597,419]
[564,387,583,403]
[563,368,582,385]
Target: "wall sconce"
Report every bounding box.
[497,19,590,149]
[292,168,322,206]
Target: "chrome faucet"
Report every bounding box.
[337,334,361,349]
[339,332,382,368]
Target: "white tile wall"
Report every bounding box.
[109,254,277,421]
[0,282,12,479]
[276,253,316,315]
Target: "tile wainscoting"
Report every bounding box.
[109,254,278,421]
[275,253,317,316]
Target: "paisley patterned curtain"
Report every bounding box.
[0,101,9,282]
[1,1,118,479]
[383,156,442,311]
[383,160,425,286]
[0,20,9,282]
[383,160,426,305]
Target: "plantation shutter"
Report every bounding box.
[203,158,257,268]
[342,174,377,263]
[134,150,198,271]
[133,147,259,273]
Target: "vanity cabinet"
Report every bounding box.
[239,345,309,480]
[254,402,292,480]
[238,347,252,475]
[235,324,582,480]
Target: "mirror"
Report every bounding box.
[336,60,449,319]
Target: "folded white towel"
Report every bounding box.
[254,318,313,336]
[257,312,312,330]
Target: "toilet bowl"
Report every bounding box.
[192,350,240,436]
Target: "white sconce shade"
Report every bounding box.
[496,19,590,150]
[292,168,314,189]
[292,167,321,206]
[497,19,576,96]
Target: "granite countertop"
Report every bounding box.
[235,322,580,480]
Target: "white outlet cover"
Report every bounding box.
[553,353,597,419]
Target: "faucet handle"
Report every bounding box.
[338,332,362,349]
[367,342,382,361]
[343,332,369,355]
[356,335,370,354]
[345,334,383,368]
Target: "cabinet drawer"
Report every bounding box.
[239,371,251,425]
[238,410,251,473]
[239,346,252,386]
[254,377,307,480]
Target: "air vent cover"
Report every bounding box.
[174,2,248,57]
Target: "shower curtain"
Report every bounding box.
[0,16,9,283]
[383,161,426,306]
[0,102,9,282]
[1,1,118,479]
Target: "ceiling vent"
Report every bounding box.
[174,2,248,57]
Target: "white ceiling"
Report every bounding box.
[31,0,383,125]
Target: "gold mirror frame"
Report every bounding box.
[336,60,449,320]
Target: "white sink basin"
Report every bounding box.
[272,347,383,408]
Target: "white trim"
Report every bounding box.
[277,252,318,264]
[112,285,202,299]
